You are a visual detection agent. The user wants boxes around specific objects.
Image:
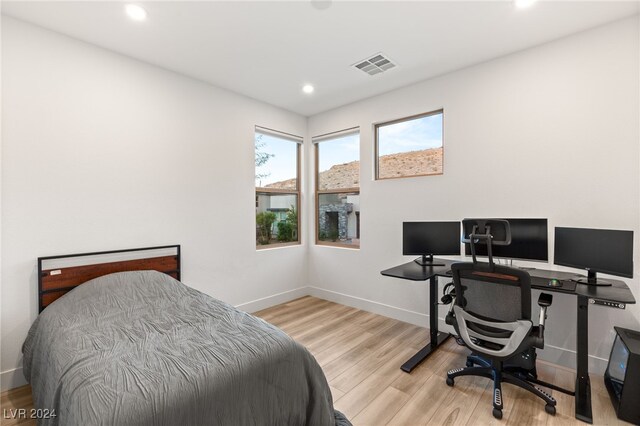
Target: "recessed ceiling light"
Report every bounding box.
[302,84,315,94]
[514,0,537,9]
[311,0,332,11]
[125,4,147,21]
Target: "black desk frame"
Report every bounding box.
[576,295,591,423]
[400,273,451,372]
[381,259,636,424]
[381,259,456,373]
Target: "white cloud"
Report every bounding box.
[378,114,442,156]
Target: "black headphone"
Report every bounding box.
[440,282,456,305]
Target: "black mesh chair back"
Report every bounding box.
[453,262,531,324]
[450,262,533,354]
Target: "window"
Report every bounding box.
[375,110,444,180]
[314,129,360,248]
[255,127,301,248]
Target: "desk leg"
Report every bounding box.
[575,295,593,424]
[401,276,451,373]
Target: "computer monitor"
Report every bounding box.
[554,227,634,286]
[403,221,461,267]
[463,218,548,262]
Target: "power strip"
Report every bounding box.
[589,299,626,309]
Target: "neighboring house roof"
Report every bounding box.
[263,147,443,190]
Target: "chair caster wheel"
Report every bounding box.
[492,408,503,419]
[545,404,556,415]
[446,377,454,387]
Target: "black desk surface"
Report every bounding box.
[381,259,636,304]
[380,259,454,281]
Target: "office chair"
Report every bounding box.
[445,219,556,419]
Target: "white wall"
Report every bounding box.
[307,16,640,373]
[2,13,638,393]
[0,17,309,390]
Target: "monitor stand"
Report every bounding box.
[504,259,535,270]
[575,270,612,287]
[414,254,445,267]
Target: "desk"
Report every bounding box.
[381,259,455,373]
[381,259,636,424]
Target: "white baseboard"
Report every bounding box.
[1,367,27,392]
[307,286,609,375]
[539,343,608,375]
[307,286,430,326]
[235,286,310,313]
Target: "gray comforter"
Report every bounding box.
[23,271,349,426]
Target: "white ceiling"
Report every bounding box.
[2,1,639,116]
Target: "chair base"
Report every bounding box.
[447,361,557,419]
[466,353,574,396]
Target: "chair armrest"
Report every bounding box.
[535,293,553,348]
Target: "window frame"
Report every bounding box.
[374,109,444,181]
[255,128,302,250]
[314,129,360,249]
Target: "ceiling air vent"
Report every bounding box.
[353,53,396,76]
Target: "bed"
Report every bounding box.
[24,245,349,426]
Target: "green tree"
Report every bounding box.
[255,135,274,184]
[277,221,294,242]
[256,211,277,244]
[286,205,298,240]
[276,206,298,242]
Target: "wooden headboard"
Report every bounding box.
[38,245,180,312]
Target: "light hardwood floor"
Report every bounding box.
[1,296,628,425]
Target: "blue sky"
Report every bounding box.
[255,132,361,186]
[318,133,359,172]
[255,133,298,186]
[255,114,441,185]
[377,113,443,156]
